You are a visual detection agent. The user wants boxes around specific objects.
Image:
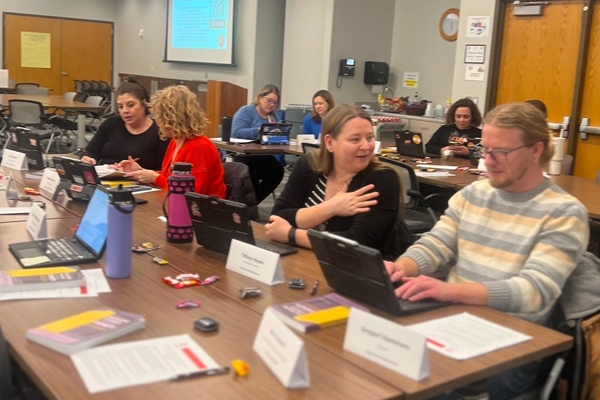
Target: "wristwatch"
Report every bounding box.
[288,227,297,247]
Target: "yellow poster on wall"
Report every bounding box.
[21,31,51,69]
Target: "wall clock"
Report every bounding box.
[439,8,460,42]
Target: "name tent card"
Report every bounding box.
[253,308,310,389]
[1,149,28,170]
[344,308,429,381]
[39,168,62,195]
[26,203,48,240]
[226,239,284,285]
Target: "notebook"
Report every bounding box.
[8,129,45,170]
[394,131,440,159]
[9,186,109,268]
[185,192,297,257]
[307,229,448,316]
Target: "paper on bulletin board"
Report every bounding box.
[403,72,419,88]
[465,65,485,82]
[21,32,51,69]
[466,16,490,38]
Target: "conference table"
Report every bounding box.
[0,164,574,400]
[0,94,105,149]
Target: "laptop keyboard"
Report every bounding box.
[398,298,447,313]
[43,238,92,263]
[254,239,297,256]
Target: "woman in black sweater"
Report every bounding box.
[425,98,482,158]
[265,104,411,260]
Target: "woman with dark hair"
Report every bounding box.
[302,90,335,138]
[81,78,169,169]
[231,84,284,204]
[425,98,482,157]
[265,103,410,260]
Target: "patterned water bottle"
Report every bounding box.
[106,185,135,279]
[164,162,194,243]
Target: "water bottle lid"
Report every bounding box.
[171,162,192,174]
[108,184,135,204]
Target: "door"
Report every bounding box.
[574,1,600,178]
[3,13,113,94]
[494,1,600,178]
[496,2,582,128]
[4,14,62,91]
[60,19,113,95]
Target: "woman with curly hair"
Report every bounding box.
[425,97,482,157]
[121,85,226,197]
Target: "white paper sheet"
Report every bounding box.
[415,171,455,177]
[407,312,532,360]
[81,269,111,293]
[94,165,125,179]
[72,334,220,394]
[0,284,97,301]
[210,137,253,144]
[415,164,459,170]
[0,207,31,215]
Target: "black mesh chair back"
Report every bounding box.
[8,100,45,126]
[302,143,320,154]
[81,80,92,93]
[74,79,83,93]
[15,82,40,94]
[74,92,88,103]
[19,87,50,96]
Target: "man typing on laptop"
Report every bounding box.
[385,103,589,398]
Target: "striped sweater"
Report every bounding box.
[403,179,589,325]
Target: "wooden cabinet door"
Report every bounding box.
[574,1,600,179]
[4,14,62,91]
[60,19,113,94]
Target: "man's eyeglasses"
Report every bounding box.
[474,144,530,163]
[263,97,278,105]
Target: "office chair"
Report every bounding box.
[378,156,446,234]
[223,162,259,220]
[302,143,319,154]
[19,87,50,96]
[0,323,16,400]
[74,79,83,93]
[8,99,58,153]
[15,82,40,94]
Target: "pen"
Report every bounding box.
[171,366,230,381]
[310,280,320,296]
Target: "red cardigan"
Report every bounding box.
[154,136,227,198]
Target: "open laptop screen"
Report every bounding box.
[74,187,109,256]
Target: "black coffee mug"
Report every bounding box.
[221,116,232,142]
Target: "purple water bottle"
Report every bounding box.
[164,162,194,243]
[106,185,136,279]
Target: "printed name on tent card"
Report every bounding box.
[26,203,48,240]
[253,308,310,389]
[343,308,430,381]
[226,239,284,285]
[1,149,27,170]
[39,168,62,195]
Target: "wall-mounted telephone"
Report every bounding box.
[339,59,355,76]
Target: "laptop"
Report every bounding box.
[9,186,109,268]
[307,229,447,316]
[185,192,297,256]
[259,123,293,145]
[8,129,45,170]
[395,131,441,159]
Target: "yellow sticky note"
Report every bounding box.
[10,267,76,278]
[20,256,51,267]
[41,310,115,333]
[294,306,350,327]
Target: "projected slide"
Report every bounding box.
[172,0,228,50]
[165,0,235,65]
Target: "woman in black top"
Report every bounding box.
[265,104,411,260]
[81,79,169,170]
[425,98,482,158]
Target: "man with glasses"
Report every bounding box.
[385,102,589,398]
